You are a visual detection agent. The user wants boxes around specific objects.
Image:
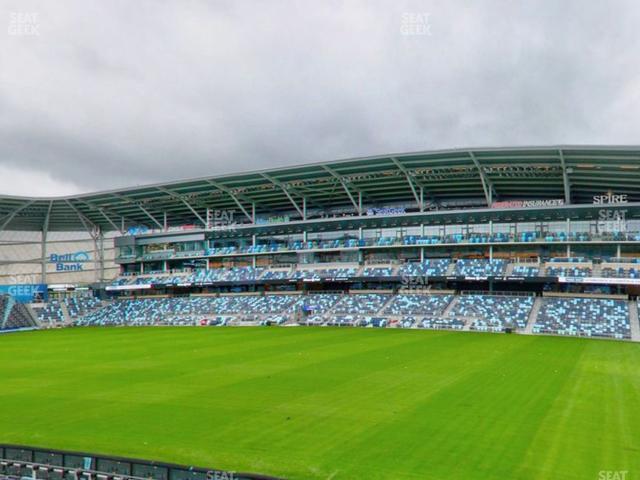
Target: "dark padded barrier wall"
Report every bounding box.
[0,444,282,480]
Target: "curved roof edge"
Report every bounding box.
[3,144,640,201]
[2,145,639,232]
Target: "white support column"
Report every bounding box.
[163,212,168,231]
[303,197,307,220]
[617,244,622,258]
[96,231,105,283]
[558,149,571,204]
[41,230,47,284]
[358,191,362,215]
[420,247,425,262]
[489,245,494,261]
[419,187,424,212]
[566,218,571,258]
[41,200,53,284]
[252,203,256,223]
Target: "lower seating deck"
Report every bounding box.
[534,297,630,339]
[63,292,638,341]
[450,295,534,332]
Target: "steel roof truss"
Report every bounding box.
[468,151,496,205]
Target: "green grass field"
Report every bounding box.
[1,327,639,480]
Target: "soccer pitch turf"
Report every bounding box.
[1,327,639,480]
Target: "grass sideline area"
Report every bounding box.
[0,327,639,480]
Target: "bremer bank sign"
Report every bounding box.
[49,251,91,272]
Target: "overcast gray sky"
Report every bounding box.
[1,0,639,196]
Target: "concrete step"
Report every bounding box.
[440,296,459,317]
[524,296,544,334]
[446,262,457,276]
[375,295,397,315]
[25,304,41,328]
[59,301,72,325]
[629,300,639,342]
[463,316,475,332]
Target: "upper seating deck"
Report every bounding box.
[454,259,507,277]
[119,228,640,264]
[110,256,640,289]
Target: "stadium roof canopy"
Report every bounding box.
[4,145,640,232]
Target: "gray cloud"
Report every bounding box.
[1,0,640,195]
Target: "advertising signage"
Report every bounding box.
[491,199,565,209]
[49,251,91,272]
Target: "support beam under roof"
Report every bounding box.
[468,151,495,206]
[259,173,305,218]
[64,200,100,237]
[0,201,35,231]
[321,165,362,214]
[558,149,572,204]
[76,197,147,230]
[206,180,254,223]
[74,199,126,233]
[156,187,207,227]
[391,157,422,208]
[137,204,164,230]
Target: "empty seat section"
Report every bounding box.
[454,259,507,277]
[534,297,630,339]
[449,295,534,332]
